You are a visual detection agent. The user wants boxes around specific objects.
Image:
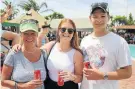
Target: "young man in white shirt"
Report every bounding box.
[80,2,132,89]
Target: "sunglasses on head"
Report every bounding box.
[20,19,38,24]
[60,28,75,34]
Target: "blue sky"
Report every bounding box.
[0,0,135,19]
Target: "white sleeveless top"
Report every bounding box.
[47,43,76,82]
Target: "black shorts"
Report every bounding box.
[45,78,78,89]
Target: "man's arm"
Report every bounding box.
[83,65,132,80]
[2,31,20,46]
[107,66,132,80]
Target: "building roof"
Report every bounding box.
[50,18,93,29]
[112,25,135,30]
[8,9,47,28]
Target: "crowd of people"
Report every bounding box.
[1,2,133,89]
[117,32,135,44]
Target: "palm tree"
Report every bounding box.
[127,13,135,25]
[45,12,64,20]
[18,0,54,13]
[2,0,19,20]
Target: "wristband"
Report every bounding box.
[103,72,108,80]
[15,82,18,89]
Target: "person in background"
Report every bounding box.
[37,25,49,48]
[1,30,20,71]
[0,3,20,47]
[0,4,12,23]
[0,4,20,75]
[1,19,47,89]
[80,2,132,89]
[133,34,135,44]
[1,31,20,46]
[41,18,83,89]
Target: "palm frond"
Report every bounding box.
[18,2,32,11]
[40,2,48,9]
[18,0,40,11]
[2,0,9,6]
[40,9,54,13]
[17,0,54,14]
[29,0,39,11]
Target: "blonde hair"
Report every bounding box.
[56,18,82,54]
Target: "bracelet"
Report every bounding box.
[15,82,18,89]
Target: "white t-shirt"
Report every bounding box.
[80,32,132,89]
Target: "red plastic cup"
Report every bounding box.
[84,61,91,68]
[34,70,41,80]
[57,71,64,86]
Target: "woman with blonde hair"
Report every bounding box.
[42,18,83,89]
[1,19,47,89]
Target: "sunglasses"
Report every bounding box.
[60,28,75,34]
[20,19,38,24]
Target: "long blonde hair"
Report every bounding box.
[56,18,82,54]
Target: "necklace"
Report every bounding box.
[24,48,37,54]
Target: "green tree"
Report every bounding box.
[18,0,54,13]
[45,12,64,20]
[112,15,128,26]
[127,13,134,25]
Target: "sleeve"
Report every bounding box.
[80,38,89,62]
[4,50,15,67]
[116,38,132,69]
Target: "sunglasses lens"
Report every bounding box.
[68,29,74,34]
[60,28,75,34]
[61,28,66,33]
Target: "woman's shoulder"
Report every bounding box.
[8,49,22,56]
[4,50,22,66]
[7,49,19,55]
[74,49,83,57]
[73,49,84,62]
